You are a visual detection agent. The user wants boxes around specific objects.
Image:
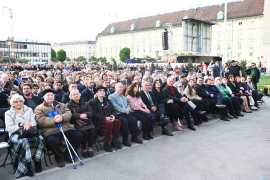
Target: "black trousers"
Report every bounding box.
[130,112,153,134]
[175,101,194,126]
[202,98,217,112]
[192,100,206,111]
[80,128,95,149]
[45,129,83,163]
[164,103,184,123]
[231,96,241,113]
[223,97,236,114]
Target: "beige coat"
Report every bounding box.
[34,101,73,137]
[185,87,200,100]
[5,105,37,136]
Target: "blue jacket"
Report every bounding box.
[212,65,220,78]
[31,93,43,98]
[108,92,131,115]
[181,67,189,76]
[205,85,221,96]
[81,88,95,103]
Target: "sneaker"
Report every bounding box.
[257,99,264,103]
[220,117,230,122]
[251,106,258,110]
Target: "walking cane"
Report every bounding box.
[47,110,83,169]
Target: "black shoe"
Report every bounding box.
[122,140,131,147]
[205,115,212,120]
[198,111,207,115]
[64,155,73,163]
[193,110,207,118]
[103,142,113,152]
[226,113,233,119]
[34,161,42,173]
[187,125,196,131]
[193,118,201,126]
[25,163,34,177]
[244,110,252,113]
[235,112,244,117]
[82,151,88,158]
[57,161,65,167]
[131,137,143,144]
[111,140,122,149]
[220,117,230,122]
[160,115,165,122]
[162,129,173,136]
[232,114,238,119]
[255,105,260,109]
[147,132,153,139]
[201,116,209,122]
[216,102,226,108]
[88,151,94,158]
[143,134,150,140]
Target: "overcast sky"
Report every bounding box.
[0,0,226,43]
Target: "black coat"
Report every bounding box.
[105,88,115,98]
[89,97,117,122]
[246,67,260,83]
[62,92,70,104]
[78,85,87,93]
[62,84,69,93]
[140,90,158,110]
[81,88,95,102]
[194,84,212,98]
[227,82,241,95]
[0,92,9,108]
[55,90,65,99]
[152,89,169,105]
[163,86,184,103]
[23,95,42,107]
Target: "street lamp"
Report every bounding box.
[155,50,159,61]
[6,37,12,66]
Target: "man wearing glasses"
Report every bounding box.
[246,63,260,90]
[23,83,42,112]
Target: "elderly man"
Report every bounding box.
[109,83,142,146]
[35,89,83,167]
[0,78,11,95]
[89,86,122,152]
[62,83,77,104]
[81,78,95,102]
[163,77,206,130]
[141,81,173,135]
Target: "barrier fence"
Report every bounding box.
[257,74,270,90]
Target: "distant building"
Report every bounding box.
[97,0,267,70]
[53,40,97,61]
[0,40,51,63]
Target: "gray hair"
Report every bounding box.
[10,94,24,106]
[69,89,81,99]
[115,83,123,89]
[0,78,4,85]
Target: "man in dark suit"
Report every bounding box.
[22,83,42,111]
[78,76,88,93]
[62,83,77,104]
[103,80,114,98]
[140,81,173,136]
[54,81,65,99]
[81,78,95,102]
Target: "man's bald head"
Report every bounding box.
[167,77,174,86]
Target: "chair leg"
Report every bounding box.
[111,135,117,151]
[48,152,52,165]
[95,135,103,150]
[94,140,99,152]
[44,153,48,166]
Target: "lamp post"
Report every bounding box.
[257,56,260,67]
[6,37,12,66]
[155,50,159,62]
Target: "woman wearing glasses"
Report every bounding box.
[5,94,46,178]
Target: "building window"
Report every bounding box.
[228,31,232,38]
[218,33,221,38]
[101,48,103,54]
[249,41,254,49]
[156,37,158,43]
[237,53,241,57]
[111,48,112,54]
[238,42,242,49]
[149,38,152,43]
[137,47,139,53]
[250,30,255,37]
[130,48,133,53]
[137,39,139,44]
[115,48,117,54]
[227,42,231,50]
[251,20,254,24]
[239,22,242,25]
[227,53,231,58]
[228,23,232,27]
[238,31,242,37]
[218,24,221,27]
[143,47,146,53]
[143,38,145,44]
[106,48,107,54]
[217,42,220,50]
[149,46,152,53]
[250,53,253,57]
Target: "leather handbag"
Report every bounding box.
[73,107,92,127]
[14,127,39,139]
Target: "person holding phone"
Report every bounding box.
[89,86,121,152]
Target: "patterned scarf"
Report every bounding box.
[166,84,176,97]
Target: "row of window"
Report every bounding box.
[217,29,255,38]
[67,52,96,57]
[217,41,255,50]
[101,45,164,55]
[101,37,162,47]
[0,52,48,57]
[58,46,96,50]
[225,52,255,58]
[218,20,255,27]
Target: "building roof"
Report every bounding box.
[98,0,264,36]
[54,40,96,46]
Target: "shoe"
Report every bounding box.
[147,132,153,139]
[192,110,206,118]
[244,110,252,113]
[201,116,209,122]
[122,140,131,147]
[177,119,183,127]
[198,111,207,115]
[220,117,230,122]
[25,168,34,177]
[235,112,244,117]
[205,115,212,120]
[57,161,65,167]
[226,113,233,119]
[103,142,113,152]
[111,140,122,149]
[88,151,94,158]
[160,115,165,122]
[82,151,88,158]
[232,114,238,119]
[194,118,202,125]
[34,161,42,173]
[174,124,184,131]
[216,102,226,108]
[255,105,260,109]
[131,137,143,144]
[142,134,150,140]
[251,106,258,110]
[187,125,196,131]
[64,155,73,163]
[257,99,263,103]
[162,129,173,136]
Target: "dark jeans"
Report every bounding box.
[152,104,168,128]
[130,112,153,134]
[116,114,138,140]
[252,90,261,106]
[81,128,95,149]
[96,119,121,142]
[45,129,83,163]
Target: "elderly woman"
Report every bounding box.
[5,94,46,177]
[66,89,95,158]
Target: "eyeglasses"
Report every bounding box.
[178,86,183,88]
[23,88,31,90]
[13,101,23,104]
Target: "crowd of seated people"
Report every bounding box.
[0,61,265,178]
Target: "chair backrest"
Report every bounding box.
[0,119,4,128]
[0,108,10,120]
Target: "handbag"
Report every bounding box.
[14,127,39,139]
[73,107,92,127]
[187,101,196,109]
